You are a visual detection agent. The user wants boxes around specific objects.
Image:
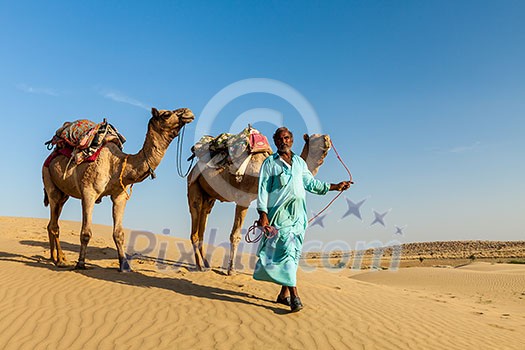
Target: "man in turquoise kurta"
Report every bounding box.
[253,127,351,312]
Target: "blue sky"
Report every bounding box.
[0,0,524,249]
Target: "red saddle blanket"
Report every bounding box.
[44,145,104,168]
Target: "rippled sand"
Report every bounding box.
[1,216,524,350]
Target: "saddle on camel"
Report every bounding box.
[44,119,126,170]
[189,125,272,182]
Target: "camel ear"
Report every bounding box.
[151,108,159,118]
[303,134,309,143]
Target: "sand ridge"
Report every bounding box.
[1,216,524,349]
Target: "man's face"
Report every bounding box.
[274,131,293,153]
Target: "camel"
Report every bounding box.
[187,133,332,275]
[42,107,194,272]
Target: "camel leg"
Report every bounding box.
[47,195,70,267]
[197,197,215,269]
[227,205,248,275]
[189,181,214,270]
[111,193,131,272]
[188,181,204,270]
[46,194,70,267]
[43,169,70,267]
[76,194,96,269]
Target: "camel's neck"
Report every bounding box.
[125,124,174,183]
[300,143,327,176]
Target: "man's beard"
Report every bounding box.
[277,145,291,153]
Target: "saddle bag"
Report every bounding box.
[249,130,272,154]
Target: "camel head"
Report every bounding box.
[300,133,331,176]
[149,107,195,140]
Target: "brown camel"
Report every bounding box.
[187,133,331,275]
[42,107,194,272]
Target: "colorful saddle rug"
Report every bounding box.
[44,118,126,167]
[192,126,272,164]
[190,125,272,183]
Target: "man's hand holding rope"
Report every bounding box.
[330,181,352,192]
[257,211,270,231]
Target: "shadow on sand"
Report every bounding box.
[20,239,117,261]
[2,240,289,315]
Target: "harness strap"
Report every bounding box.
[62,154,75,180]
[142,149,156,179]
[119,155,133,200]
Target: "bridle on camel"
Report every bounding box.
[245,139,353,243]
[176,125,195,177]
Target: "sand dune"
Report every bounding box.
[1,216,524,349]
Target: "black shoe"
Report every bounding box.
[290,297,303,312]
[276,295,291,306]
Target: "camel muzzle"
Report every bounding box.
[182,116,195,124]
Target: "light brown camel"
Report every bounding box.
[42,108,194,272]
[187,133,331,275]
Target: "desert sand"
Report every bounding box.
[1,216,524,350]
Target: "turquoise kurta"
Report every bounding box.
[253,153,330,286]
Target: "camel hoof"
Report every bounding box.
[227,268,236,276]
[56,260,71,268]
[119,259,132,272]
[75,261,87,270]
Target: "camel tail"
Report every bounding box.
[43,189,49,207]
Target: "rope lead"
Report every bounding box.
[176,125,195,178]
[307,139,353,224]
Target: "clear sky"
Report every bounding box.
[1,0,524,251]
